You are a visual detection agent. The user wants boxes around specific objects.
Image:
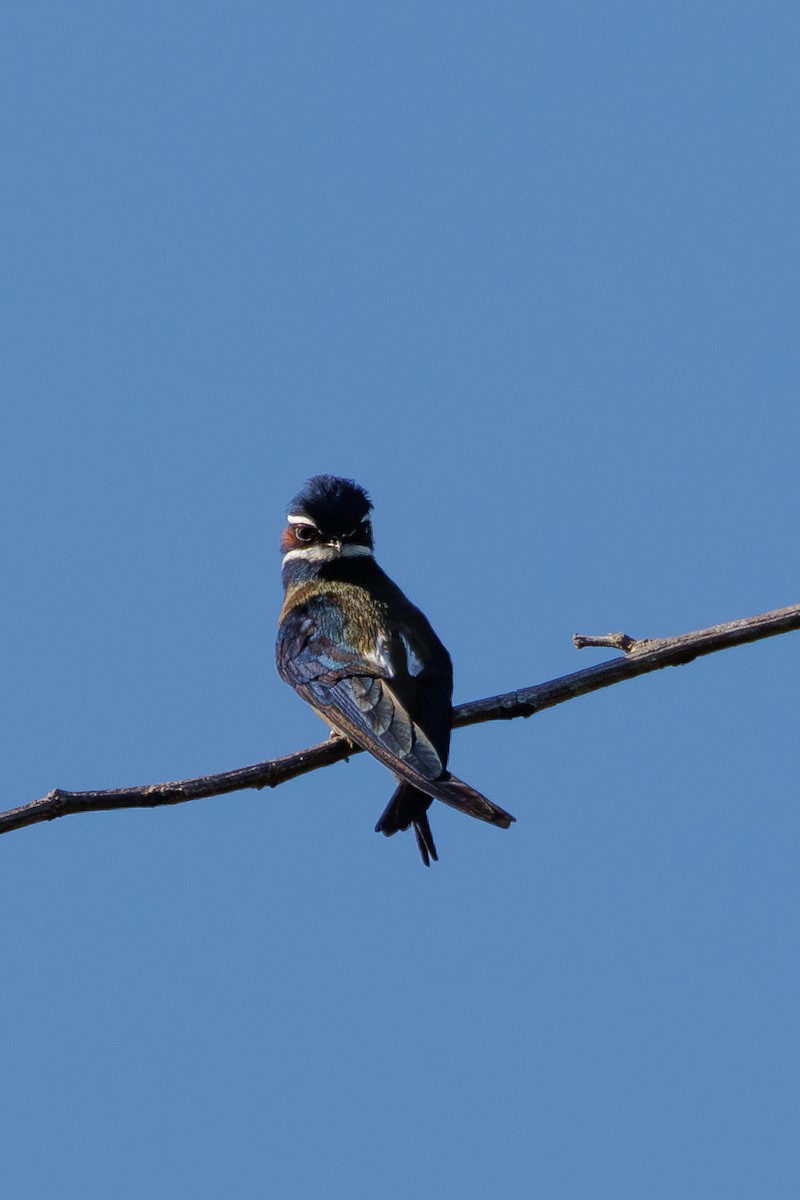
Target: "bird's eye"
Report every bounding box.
[294,525,315,543]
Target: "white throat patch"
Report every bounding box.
[282,543,373,566]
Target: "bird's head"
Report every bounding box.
[280,475,374,565]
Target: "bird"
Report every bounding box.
[275,474,515,865]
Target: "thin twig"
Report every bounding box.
[572,631,638,652]
[2,601,799,837]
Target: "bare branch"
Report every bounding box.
[572,631,637,652]
[3,601,799,838]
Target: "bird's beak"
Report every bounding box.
[326,539,342,554]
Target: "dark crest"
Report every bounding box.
[288,475,372,535]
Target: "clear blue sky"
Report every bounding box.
[3,3,799,1197]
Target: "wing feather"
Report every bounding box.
[299,674,445,781]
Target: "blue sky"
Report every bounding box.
[3,3,799,1197]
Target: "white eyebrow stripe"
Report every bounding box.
[282,543,373,566]
[287,513,318,528]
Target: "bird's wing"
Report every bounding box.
[277,601,447,781]
[277,595,515,829]
[391,622,453,767]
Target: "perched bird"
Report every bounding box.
[275,475,515,864]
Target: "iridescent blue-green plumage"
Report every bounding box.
[275,475,514,864]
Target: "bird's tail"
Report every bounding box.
[375,784,438,867]
[375,776,515,866]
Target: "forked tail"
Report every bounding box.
[375,777,515,866]
[375,784,438,867]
